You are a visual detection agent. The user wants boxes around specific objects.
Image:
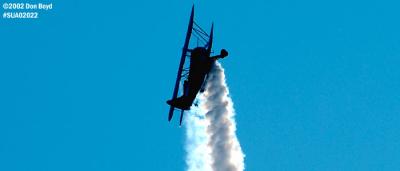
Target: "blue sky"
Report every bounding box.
[1,0,400,170]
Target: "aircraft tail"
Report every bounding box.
[167,97,191,110]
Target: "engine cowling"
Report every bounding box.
[220,49,228,58]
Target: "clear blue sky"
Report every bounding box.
[1,0,400,170]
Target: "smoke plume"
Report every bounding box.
[185,62,245,171]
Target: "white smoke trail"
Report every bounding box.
[185,62,245,171]
[185,103,212,171]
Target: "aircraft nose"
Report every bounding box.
[221,49,228,58]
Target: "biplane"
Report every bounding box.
[167,6,229,126]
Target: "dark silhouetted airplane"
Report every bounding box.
[166,6,228,126]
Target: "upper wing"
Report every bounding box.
[168,6,194,122]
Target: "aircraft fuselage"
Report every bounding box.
[185,47,213,105]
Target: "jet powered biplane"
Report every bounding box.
[167,6,228,126]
